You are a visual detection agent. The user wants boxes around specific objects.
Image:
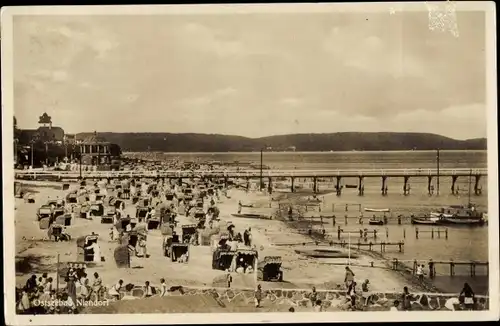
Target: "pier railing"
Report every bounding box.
[14,167,488,179]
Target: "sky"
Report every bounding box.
[12,8,487,139]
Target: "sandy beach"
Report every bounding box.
[15,180,424,295]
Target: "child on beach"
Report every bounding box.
[160,278,168,296]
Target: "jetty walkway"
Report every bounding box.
[15,167,487,196]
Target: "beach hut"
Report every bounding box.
[115,216,131,232]
[96,193,105,202]
[14,182,23,198]
[114,244,131,268]
[37,205,53,221]
[55,213,72,226]
[23,193,35,204]
[66,192,78,204]
[212,248,235,270]
[136,206,149,221]
[146,210,160,230]
[181,224,197,243]
[165,192,175,201]
[257,256,283,282]
[38,217,52,230]
[170,243,189,262]
[79,204,90,219]
[47,223,71,241]
[89,202,104,217]
[76,234,99,262]
[160,223,174,236]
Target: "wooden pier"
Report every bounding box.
[273,239,405,253]
[15,167,487,196]
[410,259,488,278]
[415,227,449,239]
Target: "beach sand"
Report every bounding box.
[14,181,420,294]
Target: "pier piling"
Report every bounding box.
[335,177,342,196]
[451,175,458,195]
[381,176,388,196]
[403,176,410,196]
[358,176,364,196]
[427,176,434,196]
[415,227,448,240]
[474,175,482,195]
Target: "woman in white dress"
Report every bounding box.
[79,273,89,299]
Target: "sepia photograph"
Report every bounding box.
[1,2,498,325]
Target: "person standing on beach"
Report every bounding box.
[254,284,263,308]
[143,281,154,298]
[226,271,233,288]
[416,265,424,282]
[247,228,253,247]
[347,281,357,310]
[160,278,168,297]
[238,201,242,214]
[243,229,249,246]
[459,283,475,310]
[401,286,412,311]
[310,286,318,307]
[344,266,355,288]
[92,272,103,301]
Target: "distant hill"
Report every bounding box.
[75,132,487,152]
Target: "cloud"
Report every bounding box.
[11,12,487,140]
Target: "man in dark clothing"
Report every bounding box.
[25,275,37,293]
[172,232,180,243]
[243,230,249,246]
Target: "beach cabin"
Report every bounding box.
[114,244,131,268]
[257,256,283,282]
[76,234,99,262]
[181,224,197,243]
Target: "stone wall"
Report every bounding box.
[110,285,489,311]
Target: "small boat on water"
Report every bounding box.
[365,208,391,213]
[414,204,486,226]
[368,219,384,226]
[411,216,439,225]
[364,208,390,225]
